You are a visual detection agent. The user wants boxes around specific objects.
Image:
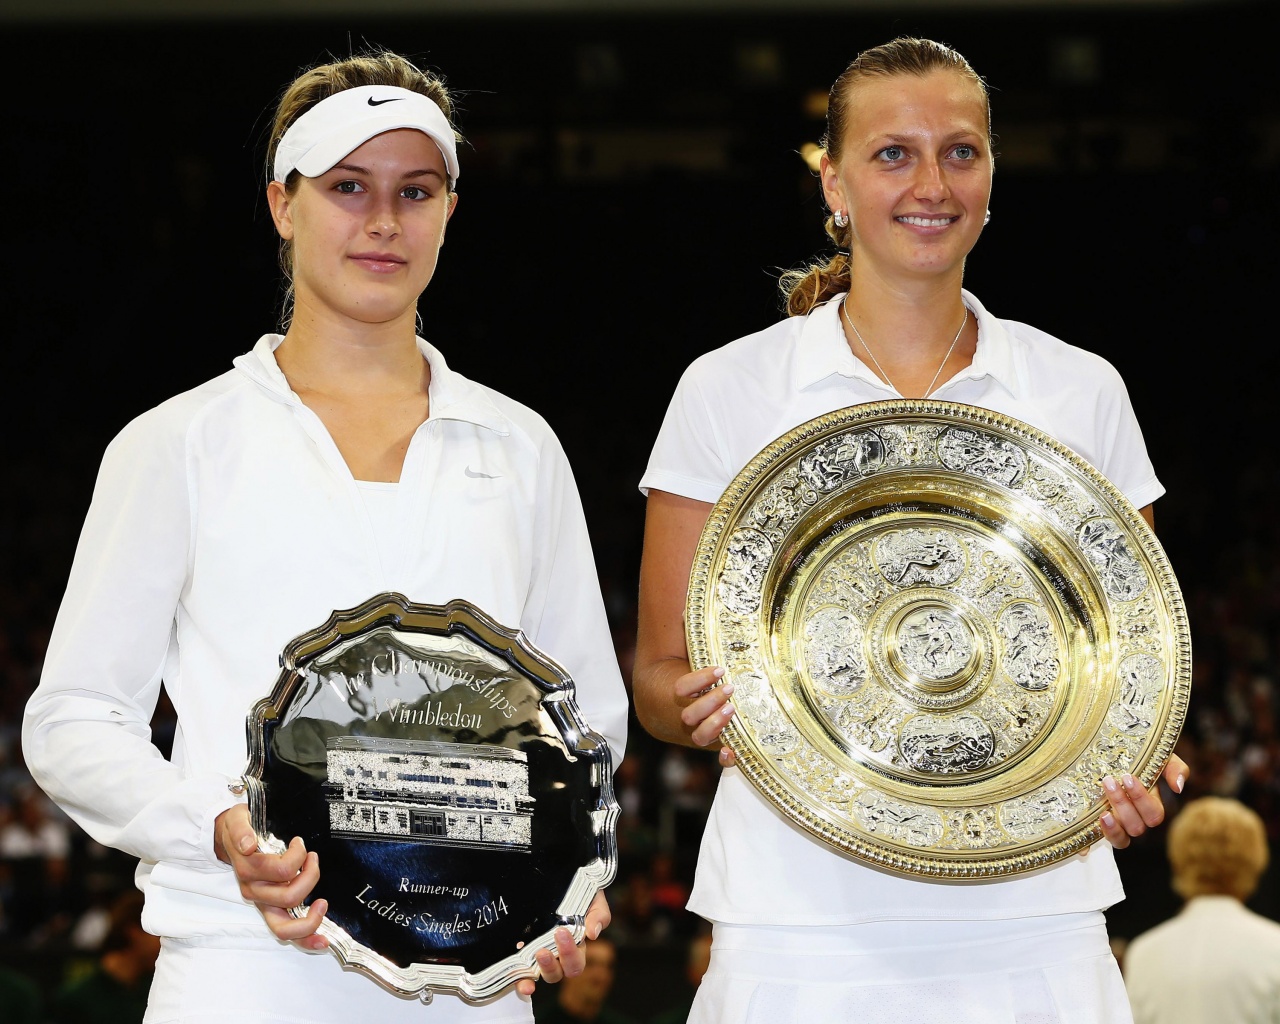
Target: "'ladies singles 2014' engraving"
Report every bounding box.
[353,883,508,937]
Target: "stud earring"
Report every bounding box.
[984,209,992,226]
[833,210,849,228]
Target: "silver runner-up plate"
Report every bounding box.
[242,593,618,1002]
[686,400,1191,879]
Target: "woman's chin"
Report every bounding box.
[305,298,420,329]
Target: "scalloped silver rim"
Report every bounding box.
[244,592,620,1001]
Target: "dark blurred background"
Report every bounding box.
[1,0,1276,1020]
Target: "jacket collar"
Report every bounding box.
[794,289,1021,399]
[235,335,511,435]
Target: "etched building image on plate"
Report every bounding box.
[327,737,535,849]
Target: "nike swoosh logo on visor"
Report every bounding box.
[367,96,404,106]
[464,466,500,479]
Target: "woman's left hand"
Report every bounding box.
[1100,754,1189,849]
[514,890,610,997]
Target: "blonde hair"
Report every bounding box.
[779,38,990,317]
[1168,797,1270,901]
[266,51,461,316]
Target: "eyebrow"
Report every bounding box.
[329,163,446,181]
[865,130,983,145]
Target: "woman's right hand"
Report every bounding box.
[214,804,329,949]
[675,665,738,767]
[635,490,730,753]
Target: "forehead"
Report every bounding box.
[841,70,988,145]
[336,127,448,173]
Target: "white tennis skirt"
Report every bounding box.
[143,937,533,1024]
[690,912,1132,1024]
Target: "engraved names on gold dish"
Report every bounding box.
[687,401,1190,877]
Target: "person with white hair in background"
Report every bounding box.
[1124,797,1280,1023]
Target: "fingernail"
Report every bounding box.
[1175,774,1185,793]
[722,683,735,696]
[719,748,731,764]
[1101,813,1116,828]
[590,924,601,940]
[721,703,735,717]
[238,835,255,853]
[1122,774,1137,789]
[712,667,725,678]
[1103,777,1118,793]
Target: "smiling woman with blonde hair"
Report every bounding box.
[23,50,626,1024]
[635,36,1187,1024]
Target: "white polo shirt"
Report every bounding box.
[640,290,1162,925]
[25,335,628,944]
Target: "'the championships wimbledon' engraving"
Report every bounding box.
[374,699,484,730]
[322,647,519,720]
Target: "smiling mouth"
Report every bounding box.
[896,215,959,227]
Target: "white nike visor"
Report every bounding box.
[273,84,460,185]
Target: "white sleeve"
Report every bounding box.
[1095,366,1165,511]
[520,430,628,769]
[23,408,240,872]
[638,362,731,504]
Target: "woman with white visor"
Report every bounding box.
[24,51,626,1024]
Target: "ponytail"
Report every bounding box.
[779,213,851,316]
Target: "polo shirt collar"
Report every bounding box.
[794,289,1021,399]
[239,335,511,435]
[955,289,1020,399]
[416,337,511,435]
[794,295,887,393]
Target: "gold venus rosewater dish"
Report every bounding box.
[686,401,1190,878]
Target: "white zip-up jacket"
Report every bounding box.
[24,335,628,943]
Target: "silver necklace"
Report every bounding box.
[841,299,969,398]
